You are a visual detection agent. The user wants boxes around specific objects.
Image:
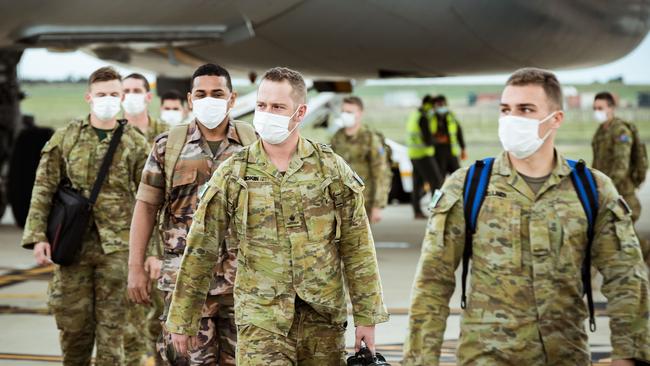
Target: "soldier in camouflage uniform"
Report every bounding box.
[403,68,650,366]
[128,64,253,365]
[22,66,150,366]
[166,67,389,365]
[122,72,170,365]
[592,91,641,222]
[331,96,391,224]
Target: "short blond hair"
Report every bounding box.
[506,67,563,110]
[262,67,307,104]
[89,66,122,86]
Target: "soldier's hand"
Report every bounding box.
[461,149,468,161]
[370,207,382,224]
[611,360,635,366]
[144,256,162,281]
[128,264,151,304]
[33,242,52,266]
[171,333,199,355]
[355,325,376,353]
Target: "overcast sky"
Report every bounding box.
[17,33,650,85]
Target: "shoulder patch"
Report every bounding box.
[431,189,444,208]
[318,143,334,153]
[198,183,209,200]
[618,196,632,215]
[353,172,364,185]
[619,134,631,143]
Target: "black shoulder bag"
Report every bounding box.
[46,120,126,266]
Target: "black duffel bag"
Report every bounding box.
[46,120,126,266]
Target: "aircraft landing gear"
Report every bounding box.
[0,50,23,222]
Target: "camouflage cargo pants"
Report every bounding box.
[236,299,347,366]
[159,292,236,365]
[124,285,164,366]
[47,227,128,366]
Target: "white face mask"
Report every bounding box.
[192,97,229,129]
[253,107,301,145]
[498,112,557,159]
[593,110,608,123]
[122,93,147,115]
[160,110,184,126]
[92,96,122,121]
[339,112,356,128]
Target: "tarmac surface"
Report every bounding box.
[0,175,648,365]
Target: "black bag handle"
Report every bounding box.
[88,119,127,204]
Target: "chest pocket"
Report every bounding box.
[170,160,205,216]
[301,178,336,242]
[107,146,131,191]
[245,180,278,242]
[473,196,522,274]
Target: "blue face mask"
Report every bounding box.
[435,107,448,114]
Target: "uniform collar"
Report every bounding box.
[494,149,573,201]
[494,150,571,177]
[247,136,314,179]
[188,118,242,144]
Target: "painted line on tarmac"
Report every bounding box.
[0,353,62,362]
[0,265,53,288]
[0,305,49,315]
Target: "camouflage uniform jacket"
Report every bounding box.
[144,116,170,144]
[22,116,149,253]
[165,137,389,336]
[136,119,244,295]
[403,151,650,365]
[331,125,390,209]
[592,117,635,195]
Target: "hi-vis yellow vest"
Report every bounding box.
[431,113,461,157]
[406,111,435,159]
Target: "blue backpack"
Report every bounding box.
[461,158,599,331]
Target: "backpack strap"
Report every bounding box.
[232,120,257,146]
[88,120,127,204]
[460,157,495,309]
[567,159,599,332]
[164,123,190,194]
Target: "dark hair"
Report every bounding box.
[506,67,563,110]
[161,89,185,105]
[89,66,121,85]
[433,94,447,105]
[262,67,307,104]
[343,96,364,110]
[594,91,616,107]
[421,94,434,106]
[191,63,232,91]
[124,73,150,92]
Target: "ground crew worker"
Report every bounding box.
[160,90,190,126]
[165,67,389,365]
[403,68,650,365]
[406,95,443,219]
[331,96,391,223]
[22,66,150,365]
[122,72,171,365]
[431,95,467,175]
[128,63,255,365]
[592,92,642,222]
